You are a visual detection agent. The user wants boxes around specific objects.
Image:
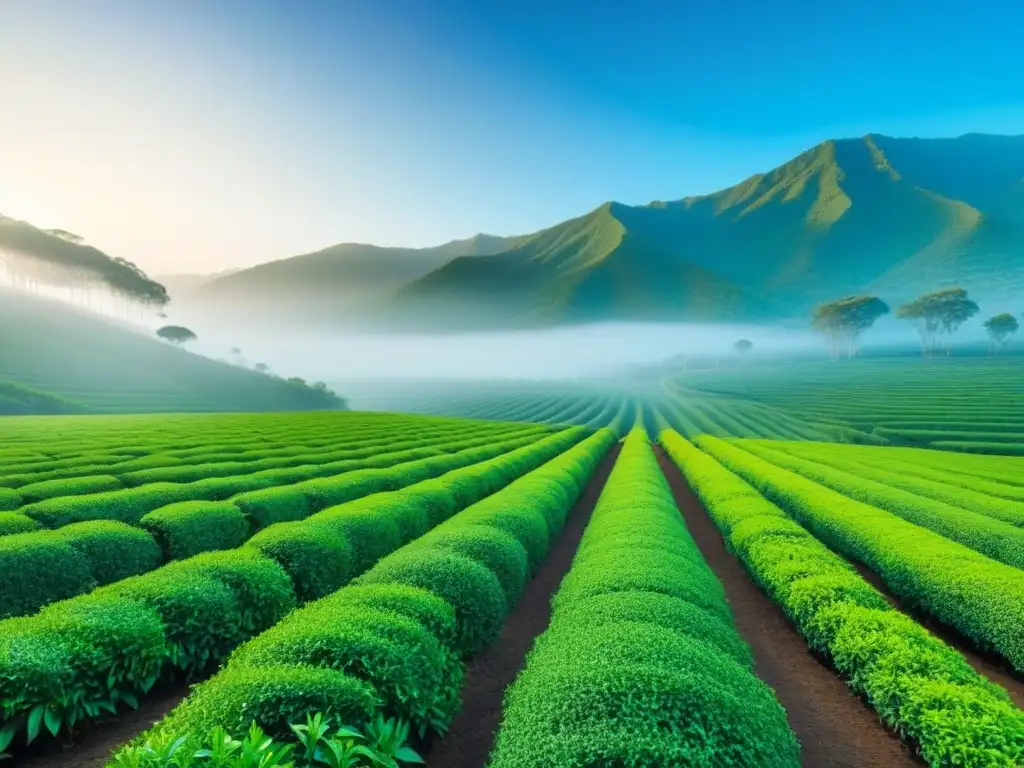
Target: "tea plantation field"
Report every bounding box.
[3,407,1024,767]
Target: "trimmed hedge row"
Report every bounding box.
[754,440,1024,527]
[118,423,541,486]
[121,428,615,751]
[662,431,1024,767]
[735,441,1024,570]
[246,426,595,603]
[0,427,589,756]
[0,521,162,619]
[695,435,1024,675]
[930,441,1024,456]
[15,427,543,529]
[0,419,541,489]
[488,430,798,768]
[804,444,1024,501]
[0,430,557,619]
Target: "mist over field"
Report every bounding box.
[176,321,825,381]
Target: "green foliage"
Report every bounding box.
[247,523,356,603]
[0,489,23,511]
[17,474,123,503]
[694,435,1024,672]
[21,483,195,528]
[126,427,614,755]
[230,604,458,737]
[984,312,1019,353]
[662,430,1024,766]
[111,711,423,768]
[0,592,166,748]
[489,430,798,768]
[811,294,889,357]
[735,440,1024,568]
[0,512,39,535]
[159,665,378,740]
[52,520,162,585]
[140,501,250,560]
[0,531,95,618]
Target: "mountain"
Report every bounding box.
[399,133,1024,328]
[187,233,526,324]
[0,288,346,414]
[178,133,1024,330]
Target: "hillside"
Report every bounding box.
[185,233,526,324]
[173,133,1024,330]
[0,288,346,413]
[0,214,168,304]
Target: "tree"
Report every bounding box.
[811,295,889,359]
[156,325,197,345]
[733,339,754,356]
[897,288,979,356]
[253,363,270,374]
[984,313,1019,355]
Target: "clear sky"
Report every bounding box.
[2,0,1023,275]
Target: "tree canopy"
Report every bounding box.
[983,313,1019,354]
[811,295,889,359]
[733,339,754,354]
[156,325,198,345]
[896,287,979,355]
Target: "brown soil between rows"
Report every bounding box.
[850,561,1024,709]
[423,443,621,768]
[654,446,919,768]
[19,681,189,768]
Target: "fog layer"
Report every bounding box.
[182,321,826,381]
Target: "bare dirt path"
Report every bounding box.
[654,446,919,768]
[423,444,620,768]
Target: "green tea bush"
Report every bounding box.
[229,604,457,735]
[156,664,378,739]
[695,435,1024,674]
[489,430,798,768]
[664,430,1024,766]
[21,483,194,527]
[0,531,95,618]
[247,522,356,602]
[750,440,1024,527]
[17,474,123,504]
[53,520,162,585]
[0,592,167,737]
[326,583,459,653]
[122,427,613,754]
[412,525,529,611]
[0,512,38,535]
[232,485,311,529]
[0,488,22,511]
[140,501,249,560]
[356,550,507,657]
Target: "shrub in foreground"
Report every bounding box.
[488,430,798,768]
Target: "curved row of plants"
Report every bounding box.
[662,430,1024,765]
[694,435,1024,674]
[488,429,799,767]
[108,428,616,765]
[0,427,589,758]
[733,441,1024,569]
[0,428,550,619]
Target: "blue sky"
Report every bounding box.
[2,0,1022,273]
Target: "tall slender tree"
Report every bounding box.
[812,295,889,359]
[984,313,1019,355]
[897,288,979,356]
